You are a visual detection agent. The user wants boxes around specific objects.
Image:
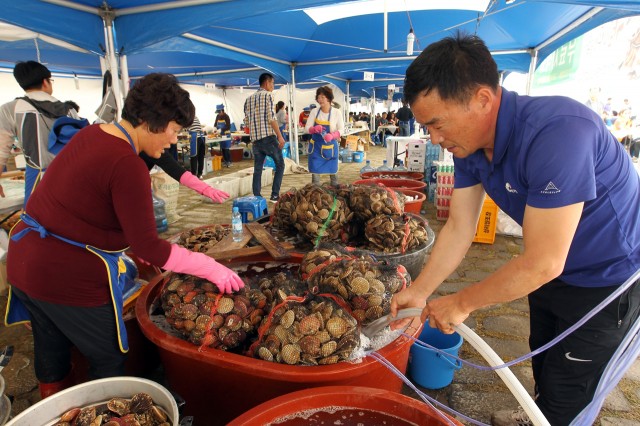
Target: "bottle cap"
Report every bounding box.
[233,206,239,213]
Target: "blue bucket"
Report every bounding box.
[408,322,463,389]
[352,151,364,163]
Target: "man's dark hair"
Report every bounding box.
[259,73,274,87]
[122,73,195,133]
[13,61,51,91]
[316,86,334,102]
[404,32,499,106]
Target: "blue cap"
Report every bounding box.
[309,104,316,109]
[303,107,310,112]
[216,104,224,111]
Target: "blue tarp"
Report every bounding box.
[0,1,639,94]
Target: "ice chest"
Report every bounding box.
[473,196,498,244]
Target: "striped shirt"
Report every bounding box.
[189,116,203,134]
[244,89,276,141]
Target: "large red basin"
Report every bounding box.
[135,259,422,425]
[354,178,428,191]
[396,188,427,214]
[228,386,462,425]
[360,170,425,181]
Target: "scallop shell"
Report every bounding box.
[317,209,330,220]
[365,305,384,320]
[349,276,370,295]
[368,278,386,295]
[318,355,340,365]
[258,346,274,362]
[367,294,383,307]
[281,344,301,365]
[298,315,322,335]
[320,340,338,357]
[280,310,295,329]
[298,335,321,356]
[315,330,331,344]
[217,297,234,314]
[326,317,349,338]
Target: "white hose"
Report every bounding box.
[454,323,550,426]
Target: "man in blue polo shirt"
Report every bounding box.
[391,33,640,426]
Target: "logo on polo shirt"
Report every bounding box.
[541,181,561,194]
[505,182,518,194]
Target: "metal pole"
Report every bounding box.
[526,50,538,96]
[289,65,299,164]
[100,7,123,120]
[120,55,129,98]
[345,80,350,127]
[370,88,376,134]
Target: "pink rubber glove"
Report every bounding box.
[323,131,341,142]
[180,172,229,204]
[162,244,244,294]
[308,125,324,134]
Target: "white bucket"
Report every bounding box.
[5,377,178,426]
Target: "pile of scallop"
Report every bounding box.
[159,243,411,366]
[272,183,429,253]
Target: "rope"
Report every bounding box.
[313,196,338,247]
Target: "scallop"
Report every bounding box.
[281,344,301,365]
[366,305,384,320]
[349,276,370,295]
[326,317,349,338]
[258,346,274,362]
[298,335,321,356]
[320,340,337,357]
[298,315,322,335]
[280,310,295,329]
[217,297,235,314]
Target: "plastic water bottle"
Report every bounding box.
[360,160,375,174]
[394,160,408,171]
[152,192,168,233]
[377,160,392,172]
[232,206,243,242]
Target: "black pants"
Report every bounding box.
[12,287,126,383]
[529,278,640,425]
[190,137,206,176]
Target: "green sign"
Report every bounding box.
[533,37,583,88]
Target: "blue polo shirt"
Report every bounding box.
[454,89,640,287]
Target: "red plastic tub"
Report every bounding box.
[354,177,428,192]
[228,386,462,425]
[135,258,422,425]
[360,170,425,181]
[396,188,427,214]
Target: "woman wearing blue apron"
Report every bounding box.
[215,104,232,167]
[305,86,345,186]
[4,74,244,399]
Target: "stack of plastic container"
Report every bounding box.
[435,161,454,221]
[406,141,427,172]
[425,144,442,202]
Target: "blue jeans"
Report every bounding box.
[399,122,411,136]
[252,135,285,197]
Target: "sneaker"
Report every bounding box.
[491,408,532,426]
[269,195,279,203]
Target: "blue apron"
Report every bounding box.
[217,118,231,149]
[189,131,204,158]
[4,122,138,353]
[308,108,339,175]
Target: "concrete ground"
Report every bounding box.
[0,143,638,425]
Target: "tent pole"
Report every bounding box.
[290,65,299,164]
[120,55,130,98]
[100,7,123,121]
[526,49,538,96]
[346,80,350,126]
[370,88,376,133]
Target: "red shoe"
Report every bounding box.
[39,369,76,399]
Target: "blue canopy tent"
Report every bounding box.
[1,0,640,161]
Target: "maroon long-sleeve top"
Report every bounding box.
[7,124,172,306]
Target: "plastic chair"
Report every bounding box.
[232,196,269,223]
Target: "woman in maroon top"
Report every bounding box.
[5,73,244,398]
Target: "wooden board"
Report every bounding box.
[245,222,291,260]
[208,241,295,261]
[205,225,253,256]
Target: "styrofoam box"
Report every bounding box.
[407,158,425,172]
[226,171,253,196]
[237,167,273,189]
[203,176,239,201]
[407,142,427,159]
